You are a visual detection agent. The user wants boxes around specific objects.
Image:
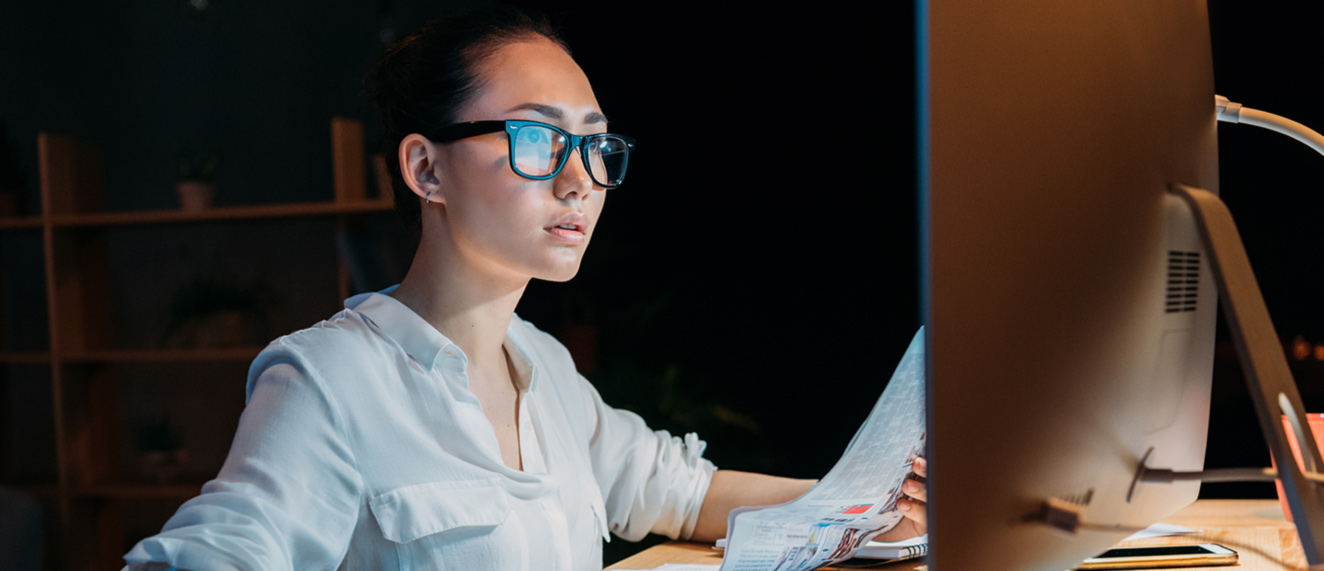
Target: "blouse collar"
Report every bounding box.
[344,285,538,392]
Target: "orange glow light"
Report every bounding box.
[1293,336,1311,361]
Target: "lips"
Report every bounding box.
[546,212,587,233]
[548,211,590,243]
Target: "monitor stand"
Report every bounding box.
[1171,183,1324,566]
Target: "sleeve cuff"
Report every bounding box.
[676,432,718,541]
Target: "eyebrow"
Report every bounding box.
[506,102,608,125]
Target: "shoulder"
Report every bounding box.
[246,308,398,398]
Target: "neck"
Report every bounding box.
[391,235,528,375]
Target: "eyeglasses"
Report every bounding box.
[424,120,636,189]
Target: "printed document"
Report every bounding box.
[717,328,927,571]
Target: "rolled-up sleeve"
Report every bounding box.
[582,377,716,542]
[123,354,363,571]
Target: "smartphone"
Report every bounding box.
[1077,544,1237,569]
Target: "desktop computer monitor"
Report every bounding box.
[921,2,1221,569]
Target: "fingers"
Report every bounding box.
[897,456,928,530]
[898,480,927,529]
[898,495,927,528]
[902,477,927,504]
[902,457,928,504]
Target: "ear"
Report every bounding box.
[399,133,445,205]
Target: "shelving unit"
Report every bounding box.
[0,117,395,570]
[0,217,42,230]
[0,352,52,363]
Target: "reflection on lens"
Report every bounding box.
[588,135,630,187]
[513,125,566,177]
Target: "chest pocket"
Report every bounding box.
[369,478,512,544]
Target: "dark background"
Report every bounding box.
[2,0,1323,564]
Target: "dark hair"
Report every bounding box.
[364,6,569,241]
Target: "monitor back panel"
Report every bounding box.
[922,2,1219,569]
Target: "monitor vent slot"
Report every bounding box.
[1165,251,1200,313]
[1058,488,1094,507]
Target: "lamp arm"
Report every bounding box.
[1216,95,1324,158]
[1139,466,1324,484]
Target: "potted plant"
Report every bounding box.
[160,278,275,348]
[176,151,219,211]
[135,416,187,483]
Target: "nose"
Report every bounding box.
[552,146,598,202]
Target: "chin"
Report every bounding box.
[540,268,580,283]
[533,261,583,283]
[531,250,587,283]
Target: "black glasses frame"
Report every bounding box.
[424,119,636,188]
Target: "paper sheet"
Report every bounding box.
[717,328,927,571]
[612,565,720,571]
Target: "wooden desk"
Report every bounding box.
[607,499,1307,570]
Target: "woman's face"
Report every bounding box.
[430,38,608,284]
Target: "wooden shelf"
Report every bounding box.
[0,120,385,570]
[3,200,392,231]
[5,481,60,497]
[48,198,392,228]
[0,215,42,230]
[59,347,264,363]
[0,351,52,363]
[74,481,208,500]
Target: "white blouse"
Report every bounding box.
[122,288,716,571]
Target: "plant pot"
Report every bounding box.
[138,449,188,483]
[177,181,215,211]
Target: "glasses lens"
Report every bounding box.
[586,135,631,187]
[512,124,567,177]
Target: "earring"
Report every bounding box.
[424,190,437,204]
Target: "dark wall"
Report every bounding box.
[1208,2,1324,338]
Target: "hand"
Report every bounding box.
[874,457,927,542]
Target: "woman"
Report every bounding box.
[124,7,926,570]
